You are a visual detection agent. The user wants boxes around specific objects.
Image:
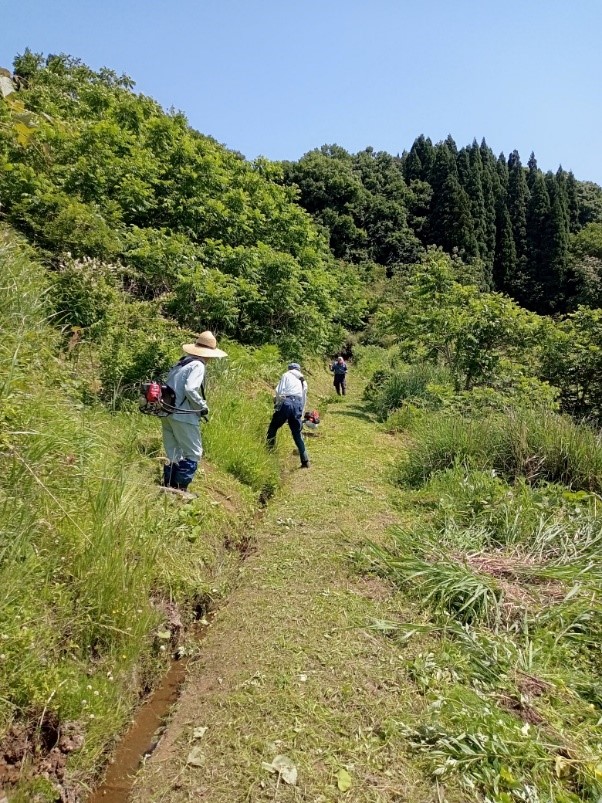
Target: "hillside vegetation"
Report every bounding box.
[282,139,602,314]
[1,50,602,802]
[0,52,366,368]
[0,226,291,799]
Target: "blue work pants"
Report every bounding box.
[266,398,308,465]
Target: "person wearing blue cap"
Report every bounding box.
[266,362,310,468]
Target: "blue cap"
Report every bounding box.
[288,362,301,371]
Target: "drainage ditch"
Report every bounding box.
[88,615,214,803]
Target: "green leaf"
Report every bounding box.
[336,767,352,792]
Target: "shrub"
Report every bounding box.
[0,228,286,794]
[542,306,602,421]
[50,255,121,330]
[364,362,453,419]
[95,300,184,405]
[121,227,201,297]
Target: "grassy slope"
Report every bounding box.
[0,226,290,799]
[132,380,446,803]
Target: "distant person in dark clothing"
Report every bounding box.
[330,356,347,396]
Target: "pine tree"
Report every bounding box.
[445,134,458,155]
[544,173,570,311]
[493,201,517,291]
[478,141,499,281]
[506,150,530,300]
[527,152,538,192]
[554,167,571,232]
[465,142,489,275]
[496,152,509,195]
[525,171,551,311]
[403,148,423,182]
[407,135,434,182]
[429,146,478,260]
[565,170,580,232]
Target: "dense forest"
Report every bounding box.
[282,139,602,314]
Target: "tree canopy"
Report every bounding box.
[0,52,365,355]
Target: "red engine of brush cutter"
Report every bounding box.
[145,381,162,403]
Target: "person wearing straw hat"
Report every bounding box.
[266,362,310,468]
[161,331,227,493]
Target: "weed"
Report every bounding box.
[364,362,453,419]
[370,530,504,625]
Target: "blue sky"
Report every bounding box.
[3,0,601,183]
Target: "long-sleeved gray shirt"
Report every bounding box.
[165,358,207,423]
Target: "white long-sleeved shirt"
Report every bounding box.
[275,369,307,409]
[165,358,207,423]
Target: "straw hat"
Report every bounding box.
[182,331,227,359]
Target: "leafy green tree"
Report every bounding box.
[406,179,433,241]
[576,181,602,227]
[542,307,602,420]
[390,252,543,391]
[282,147,367,260]
[569,223,602,307]
[1,54,351,353]
[571,222,602,260]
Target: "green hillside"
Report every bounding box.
[1,51,602,802]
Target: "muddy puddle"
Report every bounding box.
[88,617,213,803]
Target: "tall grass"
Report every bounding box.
[363,334,602,801]
[370,530,503,625]
[423,468,602,553]
[364,361,453,419]
[0,228,287,793]
[395,408,602,491]
[203,342,282,495]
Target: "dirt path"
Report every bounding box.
[131,390,436,802]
